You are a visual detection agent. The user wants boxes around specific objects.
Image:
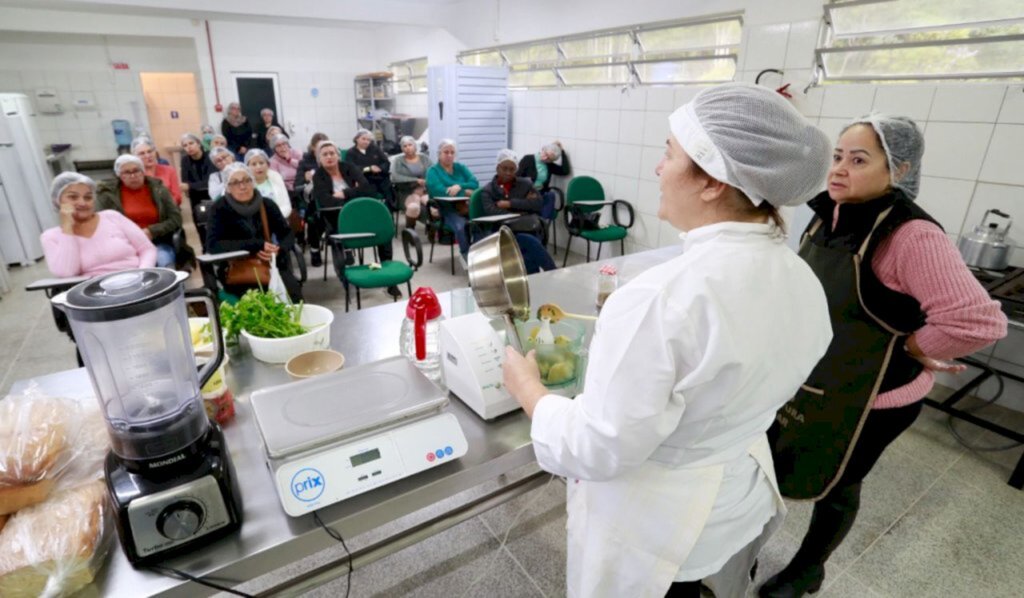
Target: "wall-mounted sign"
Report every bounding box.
[112,62,130,70]
[170,110,179,119]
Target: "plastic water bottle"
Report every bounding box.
[400,287,445,385]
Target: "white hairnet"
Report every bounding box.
[438,138,457,152]
[209,146,233,161]
[129,136,154,155]
[399,135,418,149]
[50,172,95,209]
[353,128,373,143]
[497,149,518,166]
[669,82,830,208]
[211,134,227,144]
[843,114,924,200]
[222,162,254,185]
[180,132,202,146]
[270,134,290,148]
[541,143,561,161]
[244,148,269,164]
[315,140,339,165]
[113,154,144,176]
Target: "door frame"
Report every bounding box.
[231,72,283,125]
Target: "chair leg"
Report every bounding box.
[450,244,455,276]
[551,220,557,250]
[356,288,361,310]
[562,234,573,267]
[344,284,350,313]
[406,280,412,296]
[586,240,591,263]
[620,238,625,256]
[596,243,602,260]
[429,237,435,263]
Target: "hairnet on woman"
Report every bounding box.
[759,113,1006,597]
[503,82,835,598]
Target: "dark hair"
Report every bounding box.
[308,132,328,153]
[689,162,785,230]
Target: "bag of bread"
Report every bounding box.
[0,480,113,598]
[0,394,86,515]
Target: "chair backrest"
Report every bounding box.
[340,148,348,162]
[565,176,605,214]
[467,188,486,220]
[337,198,394,248]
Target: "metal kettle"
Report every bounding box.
[959,209,1013,270]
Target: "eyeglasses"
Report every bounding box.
[120,170,144,177]
[228,179,253,188]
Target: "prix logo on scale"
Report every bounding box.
[291,467,326,502]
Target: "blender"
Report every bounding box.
[52,268,242,567]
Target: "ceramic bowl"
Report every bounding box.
[285,349,345,379]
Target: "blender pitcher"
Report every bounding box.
[52,268,223,472]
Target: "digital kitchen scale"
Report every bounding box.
[250,356,469,517]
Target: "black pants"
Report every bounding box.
[665,580,701,597]
[790,400,923,569]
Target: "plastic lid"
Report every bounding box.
[62,268,183,321]
[406,287,442,320]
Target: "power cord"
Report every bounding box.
[313,510,353,598]
[946,370,1024,452]
[460,474,558,598]
[149,564,254,597]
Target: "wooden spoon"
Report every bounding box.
[537,303,597,323]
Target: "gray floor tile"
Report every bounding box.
[886,403,968,475]
[845,471,1024,598]
[818,572,882,597]
[753,529,845,595]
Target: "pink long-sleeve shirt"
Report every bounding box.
[41,210,157,278]
[853,216,1008,409]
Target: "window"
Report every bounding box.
[818,0,1024,82]
[389,57,428,93]
[457,13,742,88]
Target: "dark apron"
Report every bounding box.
[769,207,913,500]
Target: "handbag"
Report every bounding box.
[225,203,272,287]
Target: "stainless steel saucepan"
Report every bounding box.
[467,227,529,353]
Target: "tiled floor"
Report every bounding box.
[2,201,1023,597]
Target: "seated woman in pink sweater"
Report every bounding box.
[760,115,1008,597]
[41,172,156,278]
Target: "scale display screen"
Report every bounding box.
[350,448,381,467]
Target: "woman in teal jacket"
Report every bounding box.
[426,139,479,258]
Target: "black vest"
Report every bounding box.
[804,190,943,392]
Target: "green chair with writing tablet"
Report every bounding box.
[329,198,423,311]
[562,176,635,267]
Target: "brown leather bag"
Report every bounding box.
[225,203,271,287]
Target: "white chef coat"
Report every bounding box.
[531,221,832,597]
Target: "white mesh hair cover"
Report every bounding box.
[669,82,831,208]
[844,114,924,200]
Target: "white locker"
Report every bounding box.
[427,65,509,184]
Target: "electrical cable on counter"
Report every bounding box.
[314,510,353,598]
[149,564,254,597]
[946,370,1024,452]
[460,473,560,598]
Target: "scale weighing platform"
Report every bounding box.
[250,357,469,517]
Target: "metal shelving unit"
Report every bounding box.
[354,73,395,142]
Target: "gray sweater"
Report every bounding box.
[390,153,433,184]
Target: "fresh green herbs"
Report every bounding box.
[219,289,307,343]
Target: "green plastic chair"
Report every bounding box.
[330,198,423,311]
[562,176,635,267]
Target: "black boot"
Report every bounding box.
[310,250,323,268]
[759,483,862,598]
[387,285,402,298]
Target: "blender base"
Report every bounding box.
[105,422,243,567]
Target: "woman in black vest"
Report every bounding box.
[345,128,394,207]
[760,116,1007,597]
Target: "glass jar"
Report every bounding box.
[597,264,618,309]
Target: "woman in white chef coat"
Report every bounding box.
[503,83,835,598]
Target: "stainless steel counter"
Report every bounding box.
[10,245,683,597]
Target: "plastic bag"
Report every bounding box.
[0,480,114,598]
[0,388,109,515]
[268,258,291,304]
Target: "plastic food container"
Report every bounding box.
[242,304,334,364]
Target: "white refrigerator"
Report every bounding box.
[0,93,55,266]
[427,65,509,184]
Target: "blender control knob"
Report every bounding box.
[157,500,205,540]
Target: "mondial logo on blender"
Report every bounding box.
[291,467,326,502]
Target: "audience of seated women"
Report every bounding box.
[96,155,184,268]
[131,136,182,206]
[41,172,156,278]
[345,129,394,206]
[517,141,569,220]
[390,135,433,230]
[208,147,235,200]
[426,138,479,261]
[220,102,253,159]
[479,149,548,241]
[205,163,302,302]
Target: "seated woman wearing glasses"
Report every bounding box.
[205,162,302,301]
[96,155,184,268]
